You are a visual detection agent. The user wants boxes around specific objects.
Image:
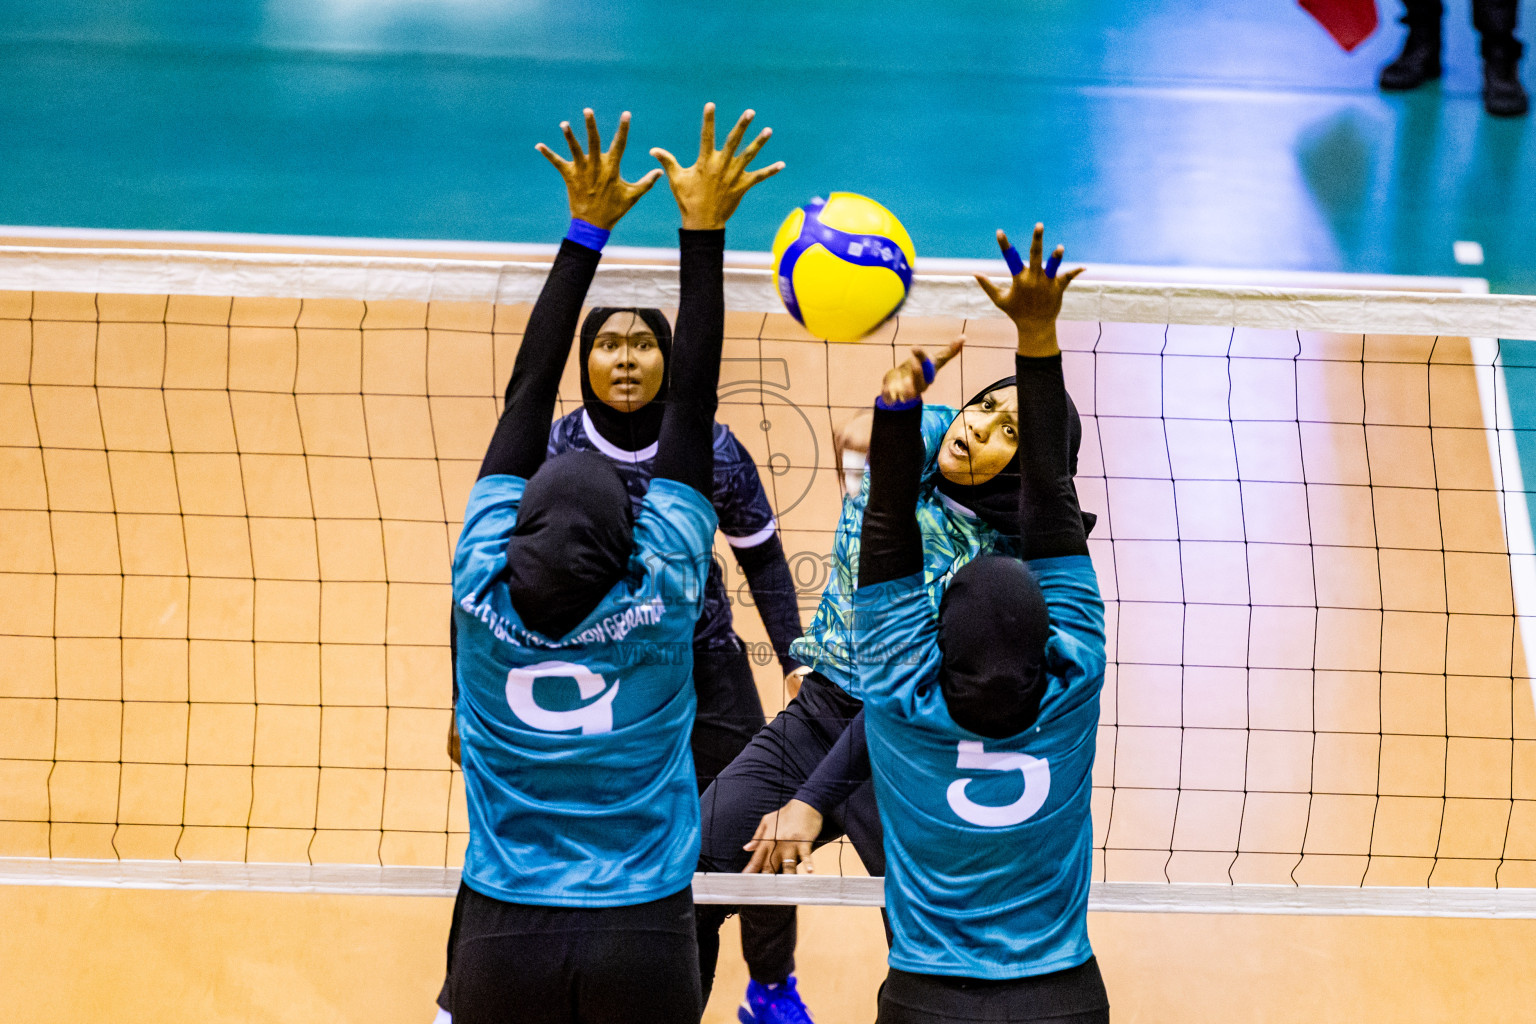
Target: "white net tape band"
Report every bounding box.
[3,245,1536,339]
[5,859,1536,918]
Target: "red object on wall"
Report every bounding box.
[1300,0,1380,51]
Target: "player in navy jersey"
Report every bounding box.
[847,225,1108,1022]
[539,306,805,1024]
[448,314,801,787]
[546,305,804,790]
[441,103,782,1024]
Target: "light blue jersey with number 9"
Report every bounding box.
[852,555,1106,979]
[452,474,717,907]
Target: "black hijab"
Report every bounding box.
[579,307,674,453]
[505,451,633,639]
[934,376,1094,537]
[938,555,1051,738]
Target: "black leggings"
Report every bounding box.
[1402,0,1520,54]
[447,883,702,1024]
[877,959,1109,1024]
[695,672,885,1000]
[691,645,768,794]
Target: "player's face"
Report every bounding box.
[937,388,1019,485]
[587,311,665,413]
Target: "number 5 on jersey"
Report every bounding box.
[946,740,1050,827]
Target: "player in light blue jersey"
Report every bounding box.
[442,103,782,1024]
[842,225,1108,1022]
[701,275,1094,1024]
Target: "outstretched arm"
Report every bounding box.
[855,338,964,589]
[716,433,805,673]
[478,109,661,480]
[795,708,869,815]
[977,223,1089,559]
[650,104,784,498]
[833,411,873,497]
[733,535,804,675]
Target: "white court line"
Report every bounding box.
[1472,337,1536,709]
[1455,240,1487,266]
[6,859,1536,918]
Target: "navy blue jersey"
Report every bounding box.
[548,408,779,650]
[453,474,717,907]
[851,556,1106,979]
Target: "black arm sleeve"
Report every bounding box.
[794,710,870,816]
[856,404,926,588]
[1016,354,1090,559]
[449,612,459,703]
[477,239,601,480]
[653,229,726,498]
[733,534,804,675]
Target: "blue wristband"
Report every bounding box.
[565,217,611,252]
[875,394,922,412]
[1003,244,1025,277]
[920,356,935,384]
[1044,250,1062,280]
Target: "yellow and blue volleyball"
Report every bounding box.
[771,192,916,342]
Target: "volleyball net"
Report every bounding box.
[3,245,1536,916]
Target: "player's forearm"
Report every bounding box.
[449,613,459,704]
[734,534,805,674]
[794,710,870,815]
[654,229,726,497]
[857,403,925,588]
[478,239,601,480]
[1016,354,1089,560]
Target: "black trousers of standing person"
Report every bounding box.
[695,672,886,1002]
[1403,0,1521,56]
[446,882,702,1024]
[691,644,769,795]
[876,959,1110,1024]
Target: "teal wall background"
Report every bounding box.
[0,1,1532,289]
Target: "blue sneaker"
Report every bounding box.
[738,976,815,1024]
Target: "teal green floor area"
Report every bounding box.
[0,0,1532,289]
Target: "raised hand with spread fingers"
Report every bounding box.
[974,223,1086,358]
[650,102,785,230]
[535,108,662,231]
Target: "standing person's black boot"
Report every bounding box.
[1483,41,1529,116]
[1380,29,1443,89]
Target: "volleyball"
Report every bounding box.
[771,192,916,342]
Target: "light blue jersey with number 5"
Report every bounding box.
[852,556,1106,979]
[452,474,717,908]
